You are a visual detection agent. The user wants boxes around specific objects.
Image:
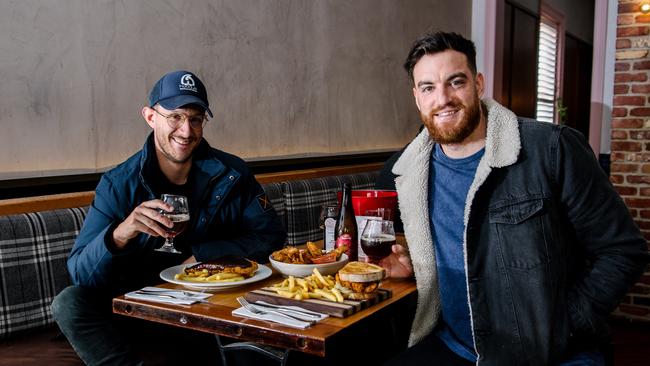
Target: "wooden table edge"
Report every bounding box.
[112,277,416,357]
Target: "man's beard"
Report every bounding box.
[421,96,482,144]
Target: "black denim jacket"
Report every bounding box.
[395,99,648,365]
[466,121,648,364]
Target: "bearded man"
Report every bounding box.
[381,31,648,366]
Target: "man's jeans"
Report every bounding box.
[51,286,220,366]
[382,330,605,366]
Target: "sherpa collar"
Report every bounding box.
[393,98,520,175]
[391,98,521,347]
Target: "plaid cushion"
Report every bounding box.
[0,207,88,338]
[0,172,375,338]
[282,171,378,245]
[261,182,285,228]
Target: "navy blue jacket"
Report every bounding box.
[67,134,286,294]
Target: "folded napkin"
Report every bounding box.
[232,306,314,329]
[125,287,212,305]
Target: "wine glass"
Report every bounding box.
[364,208,392,220]
[155,194,189,254]
[360,219,395,264]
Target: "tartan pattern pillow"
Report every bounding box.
[261,182,285,228]
[0,207,88,338]
[282,171,378,245]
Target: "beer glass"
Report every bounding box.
[155,194,189,254]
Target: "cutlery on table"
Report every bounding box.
[251,301,325,320]
[136,288,207,298]
[253,301,325,317]
[236,297,315,325]
[133,291,214,305]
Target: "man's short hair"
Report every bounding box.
[403,31,477,81]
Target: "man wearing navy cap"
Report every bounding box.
[52,70,286,365]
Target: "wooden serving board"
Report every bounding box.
[244,287,392,318]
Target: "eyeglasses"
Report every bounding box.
[152,108,208,130]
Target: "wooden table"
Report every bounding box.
[112,273,416,361]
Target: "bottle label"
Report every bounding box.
[324,218,336,251]
[335,234,353,249]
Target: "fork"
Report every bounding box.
[236,297,314,324]
[137,288,205,298]
[135,291,214,305]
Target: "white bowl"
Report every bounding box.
[268,253,349,277]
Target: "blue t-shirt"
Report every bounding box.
[429,143,484,362]
[428,144,604,365]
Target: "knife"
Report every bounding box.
[136,288,208,298]
[133,291,214,305]
[253,301,326,319]
[233,307,312,329]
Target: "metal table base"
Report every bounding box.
[216,335,291,366]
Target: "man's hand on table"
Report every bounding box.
[380,244,414,278]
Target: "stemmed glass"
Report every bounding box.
[155,194,189,254]
[360,219,396,264]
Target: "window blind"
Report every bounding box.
[535,21,558,123]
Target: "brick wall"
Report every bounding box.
[611,0,650,321]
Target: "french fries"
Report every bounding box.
[174,270,245,283]
[270,242,346,264]
[269,268,351,302]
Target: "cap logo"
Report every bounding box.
[179,74,198,93]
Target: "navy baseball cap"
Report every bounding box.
[148,70,213,117]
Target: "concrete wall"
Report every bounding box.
[0,0,471,179]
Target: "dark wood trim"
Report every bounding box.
[247,151,394,174]
[505,0,539,17]
[255,162,382,184]
[0,173,103,200]
[501,1,540,119]
[0,151,396,200]
[0,162,385,215]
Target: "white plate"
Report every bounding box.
[160,263,272,291]
[269,253,348,277]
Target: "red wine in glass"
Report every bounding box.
[360,234,396,262]
[360,219,395,264]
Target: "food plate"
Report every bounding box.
[160,263,272,291]
[269,254,348,277]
